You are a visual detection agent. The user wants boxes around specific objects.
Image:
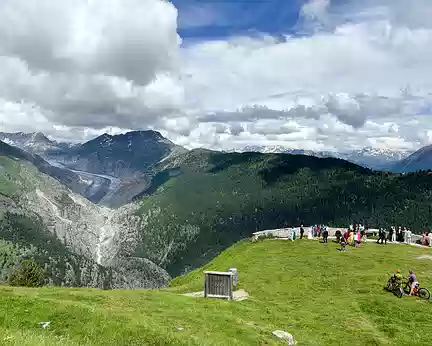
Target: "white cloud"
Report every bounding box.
[0,0,180,84]
[0,0,182,134]
[300,0,330,23]
[0,0,431,152]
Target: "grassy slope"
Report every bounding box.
[135,151,432,276]
[1,240,431,345]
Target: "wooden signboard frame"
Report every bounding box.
[204,271,234,300]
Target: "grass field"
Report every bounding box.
[1,240,432,345]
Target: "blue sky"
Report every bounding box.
[172,0,308,41]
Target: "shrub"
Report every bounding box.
[8,259,45,287]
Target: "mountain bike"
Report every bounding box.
[385,277,404,298]
[402,281,431,300]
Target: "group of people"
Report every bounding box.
[311,224,328,238]
[299,223,432,249]
[301,224,330,243]
[377,226,432,247]
[378,226,412,244]
[337,224,367,251]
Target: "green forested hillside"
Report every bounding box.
[134,150,432,276]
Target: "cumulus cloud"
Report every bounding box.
[0,0,182,135]
[0,0,180,83]
[0,0,431,151]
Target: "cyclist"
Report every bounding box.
[391,269,403,288]
[407,270,419,296]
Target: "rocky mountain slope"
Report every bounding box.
[0,131,75,156]
[0,130,188,207]
[232,146,413,171]
[0,140,169,289]
[392,144,432,172]
[57,131,187,178]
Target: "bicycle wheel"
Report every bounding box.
[418,288,431,300]
[402,282,411,294]
[394,286,404,298]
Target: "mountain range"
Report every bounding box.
[0,131,187,207]
[392,144,432,173]
[229,145,415,171]
[0,130,431,287]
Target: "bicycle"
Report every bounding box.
[402,281,431,300]
[385,277,404,298]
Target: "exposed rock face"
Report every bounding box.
[0,131,75,156]
[0,140,170,289]
[1,130,188,207]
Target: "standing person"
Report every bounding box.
[406,228,412,245]
[403,227,408,244]
[344,230,350,243]
[300,225,304,239]
[349,230,355,246]
[355,230,361,248]
[407,270,419,296]
[376,229,382,244]
[323,226,329,244]
[377,229,387,244]
[317,225,322,238]
[388,227,394,243]
[391,226,396,242]
[398,227,403,242]
[428,231,432,248]
[308,226,313,240]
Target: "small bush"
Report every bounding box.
[8,259,45,287]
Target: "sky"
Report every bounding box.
[0,0,431,152]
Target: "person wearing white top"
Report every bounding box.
[428,232,432,248]
[406,229,412,244]
[391,226,396,243]
[308,227,313,240]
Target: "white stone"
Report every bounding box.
[272,330,296,345]
[39,321,51,329]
